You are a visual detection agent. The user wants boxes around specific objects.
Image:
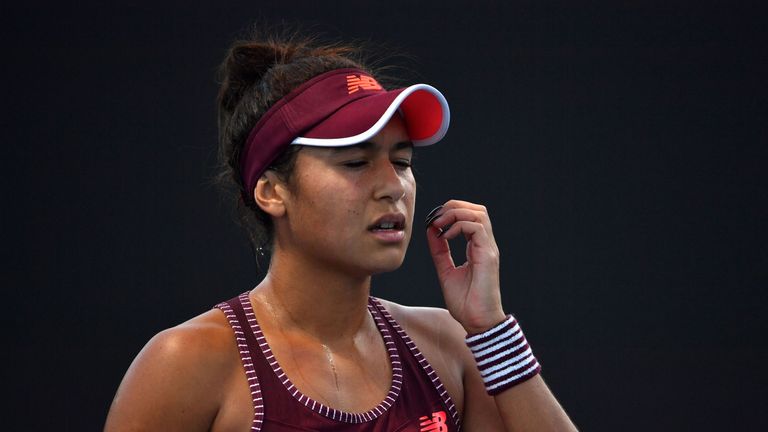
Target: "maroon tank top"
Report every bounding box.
[215,292,461,431]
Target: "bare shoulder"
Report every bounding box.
[376,298,467,344]
[130,308,238,384]
[147,308,237,366]
[105,308,242,432]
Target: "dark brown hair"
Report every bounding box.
[215,29,374,255]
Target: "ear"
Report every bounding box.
[253,171,288,218]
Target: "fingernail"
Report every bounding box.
[425,212,442,228]
[424,205,444,228]
[424,205,443,221]
[437,224,452,237]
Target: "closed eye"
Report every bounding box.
[342,160,368,168]
[393,159,413,169]
[341,158,412,170]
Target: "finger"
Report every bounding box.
[425,200,489,226]
[428,207,496,245]
[430,200,495,242]
[441,199,490,215]
[442,222,500,269]
[425,224,457,278]
[428,207,488,226]
[437,220,496,258]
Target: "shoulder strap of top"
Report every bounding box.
[214,292,265,431]
[368,297,461,429]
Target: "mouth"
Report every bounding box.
[368,213,407,232]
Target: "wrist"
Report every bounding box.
[462,312,508,335]
[465,314,542,395]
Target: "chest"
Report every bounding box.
[264,330,393,413]
[212,295,463,431]
[214,361,459,432]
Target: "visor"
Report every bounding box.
[240,68,450,196]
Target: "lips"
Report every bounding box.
[368,213,406,231]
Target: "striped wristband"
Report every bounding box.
[465,315,542,395]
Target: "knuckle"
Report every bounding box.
[490,250,500,262]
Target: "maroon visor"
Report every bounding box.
[240,68,450,196]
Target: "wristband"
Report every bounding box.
[465,315,542,395]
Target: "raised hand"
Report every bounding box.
[425,200,507,334]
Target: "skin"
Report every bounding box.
[104,115,577,431]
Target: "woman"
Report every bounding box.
[104,32,577,431]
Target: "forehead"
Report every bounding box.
[328,140,413,154]
[300,141,413,161]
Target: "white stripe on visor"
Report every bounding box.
[291,84,450,147]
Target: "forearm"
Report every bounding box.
[463,315,577,432]
[493,375,577,432]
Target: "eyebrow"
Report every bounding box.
[329,140,414,153]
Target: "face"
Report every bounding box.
[278,115,416,277]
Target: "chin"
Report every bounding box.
[365,251,408,276]
[369,261,405,276]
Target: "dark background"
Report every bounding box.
[4,1,766,430]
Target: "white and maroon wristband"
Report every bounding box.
[465,315,542,395]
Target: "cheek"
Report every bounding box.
[403,174,417,202]
[300,180,362,227]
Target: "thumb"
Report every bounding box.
[425,225,456,279]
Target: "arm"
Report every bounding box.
[104,317,233,432]
[425,200,577,431]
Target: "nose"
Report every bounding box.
[372,159,407,202]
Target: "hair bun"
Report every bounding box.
[219,41,291,113]
[230,42,290,82]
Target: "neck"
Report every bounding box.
[253,246,373,343]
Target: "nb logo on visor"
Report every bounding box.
[346,74,383,94]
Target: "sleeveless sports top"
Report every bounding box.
[216,292,461,431]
